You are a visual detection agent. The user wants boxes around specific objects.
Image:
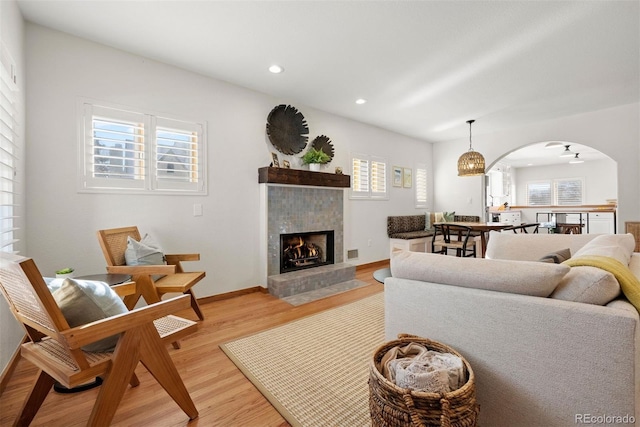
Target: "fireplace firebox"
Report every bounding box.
[280,230,334,273]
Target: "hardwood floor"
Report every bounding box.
[0,262,387,427]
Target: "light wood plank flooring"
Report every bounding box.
[0,262,387,427]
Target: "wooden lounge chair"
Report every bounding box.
[97,226,205,321]
[0,252,198,426]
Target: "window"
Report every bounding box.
[80,102,207,194]
[415,164,428,208]
[526,181,551,206]
[0,43,19,253]
[350,153,388,199]
[554,178,583,205]
[526,178,583,206]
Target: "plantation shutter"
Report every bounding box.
[527,182,551,206]
[154,117,205,193]
[555,178,583,205]
[351,156,370,197]
[0,44,19,253]
[82,104,146,191]
[370,157,387,198]
[415,165,428,208]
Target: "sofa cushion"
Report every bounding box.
[389,230,434,239]
[486,231,598,261]
[390,249,569,297]
[387,215,426,237]
[550,266,620,305]
[572,233,635,266]
[538,248,571,264]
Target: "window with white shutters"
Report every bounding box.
[526,181,551,206]
[0,44,19,253]
[415,164,428,208]
[80,101,206,194]
[554,178,583,205]
[350,153,388,200]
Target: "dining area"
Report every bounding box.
[431,220,517,258]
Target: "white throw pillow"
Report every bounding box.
[572,233,635,266]
[125,233,165,266]
[390,250,569,297]
[52,278,128,352]
[550,266,620,305]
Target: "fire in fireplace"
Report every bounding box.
[280,230,334,273]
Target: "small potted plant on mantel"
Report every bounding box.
[301,148,330,172]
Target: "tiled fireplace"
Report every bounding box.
[265,185,344,276]
[258,167,351,298]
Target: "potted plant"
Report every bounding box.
[301,148,330,171]
[55,267,75,279]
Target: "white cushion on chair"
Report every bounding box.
[52,278,128,352]
[125,233,166,265]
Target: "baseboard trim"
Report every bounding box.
[197,260,389,305]
[356,259,390,270]
[198,286,268,305]
[0,335,26,398]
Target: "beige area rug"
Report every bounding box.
[220,292,385,427]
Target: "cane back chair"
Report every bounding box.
[0,252,198,426]
[97,226,205,321]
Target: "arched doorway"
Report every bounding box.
[485,141,617,233]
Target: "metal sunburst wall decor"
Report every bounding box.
[266,104,309,155]
[311,135,334,163]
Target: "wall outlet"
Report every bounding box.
[367,239,372,247]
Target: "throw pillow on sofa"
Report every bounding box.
[538,248,571,264]
[572,233,635,266]
[550,266,620,305]
[390,249,569,297]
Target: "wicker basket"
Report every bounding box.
[369,334,479,427]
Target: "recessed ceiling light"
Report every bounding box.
[268,65,284,74]
[355,98,367,105]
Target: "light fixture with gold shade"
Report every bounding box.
[457,119,485,176]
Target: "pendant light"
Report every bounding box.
[569,153,584,164]
[560,145,573,157]
[457,119,485,176]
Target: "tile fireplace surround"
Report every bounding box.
[258,168,349,295]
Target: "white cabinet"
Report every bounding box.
[588,212,615,234]
[499,211,521,224]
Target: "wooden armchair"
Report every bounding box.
[97,226,205,321]
[0,252,198,426]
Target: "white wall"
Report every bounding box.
[514,158,617,205]
[0,0,26,378]
[24,24,433,301]
[433,103,640,229]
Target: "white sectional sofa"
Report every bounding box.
[385,232,639,427]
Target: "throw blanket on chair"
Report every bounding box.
[563,255,640,312]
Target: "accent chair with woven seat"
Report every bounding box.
[97,226,205,321]
[431,224,477,258]
[0,252,199,426]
